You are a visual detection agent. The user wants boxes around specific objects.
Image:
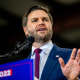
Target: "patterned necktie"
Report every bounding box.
[34,48,42,79]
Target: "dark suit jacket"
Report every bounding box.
[40,44,72,80]
[29,43,80,80]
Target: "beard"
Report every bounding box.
[27,29,53,44]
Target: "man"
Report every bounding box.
[22,5,80,80]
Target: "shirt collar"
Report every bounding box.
[31,40,53,56]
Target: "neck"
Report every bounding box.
[32,40,51,48]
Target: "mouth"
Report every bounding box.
[37,27,47,32]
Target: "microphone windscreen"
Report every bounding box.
[27,36,35,44]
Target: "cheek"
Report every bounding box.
[27,23,36,32]
[47,23,52,31]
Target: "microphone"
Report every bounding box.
[14,36,35,54]
[0,36,35,58]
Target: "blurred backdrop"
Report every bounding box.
[0,0,80,54]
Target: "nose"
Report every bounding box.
[38,19,44,26]
[39,19,43,23]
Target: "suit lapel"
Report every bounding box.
[40,44,61,80]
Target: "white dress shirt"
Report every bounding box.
[31,40,53,79]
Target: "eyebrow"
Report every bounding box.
[31,17,50,20]
[42,17,50,19]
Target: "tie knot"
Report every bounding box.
[34,48,42,54]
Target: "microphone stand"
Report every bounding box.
[0,36,34,58]
[0,41,24,58]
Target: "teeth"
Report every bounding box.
[40,29,44,31]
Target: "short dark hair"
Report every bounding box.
[22,5,53,27]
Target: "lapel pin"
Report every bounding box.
[56,55,59,58]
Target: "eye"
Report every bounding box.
[43,18,49,22]
[32,19,37,22]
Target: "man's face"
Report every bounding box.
[25,10,53,43]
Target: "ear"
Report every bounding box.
[23,26,29,36]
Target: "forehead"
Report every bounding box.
[28,10,49,19]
